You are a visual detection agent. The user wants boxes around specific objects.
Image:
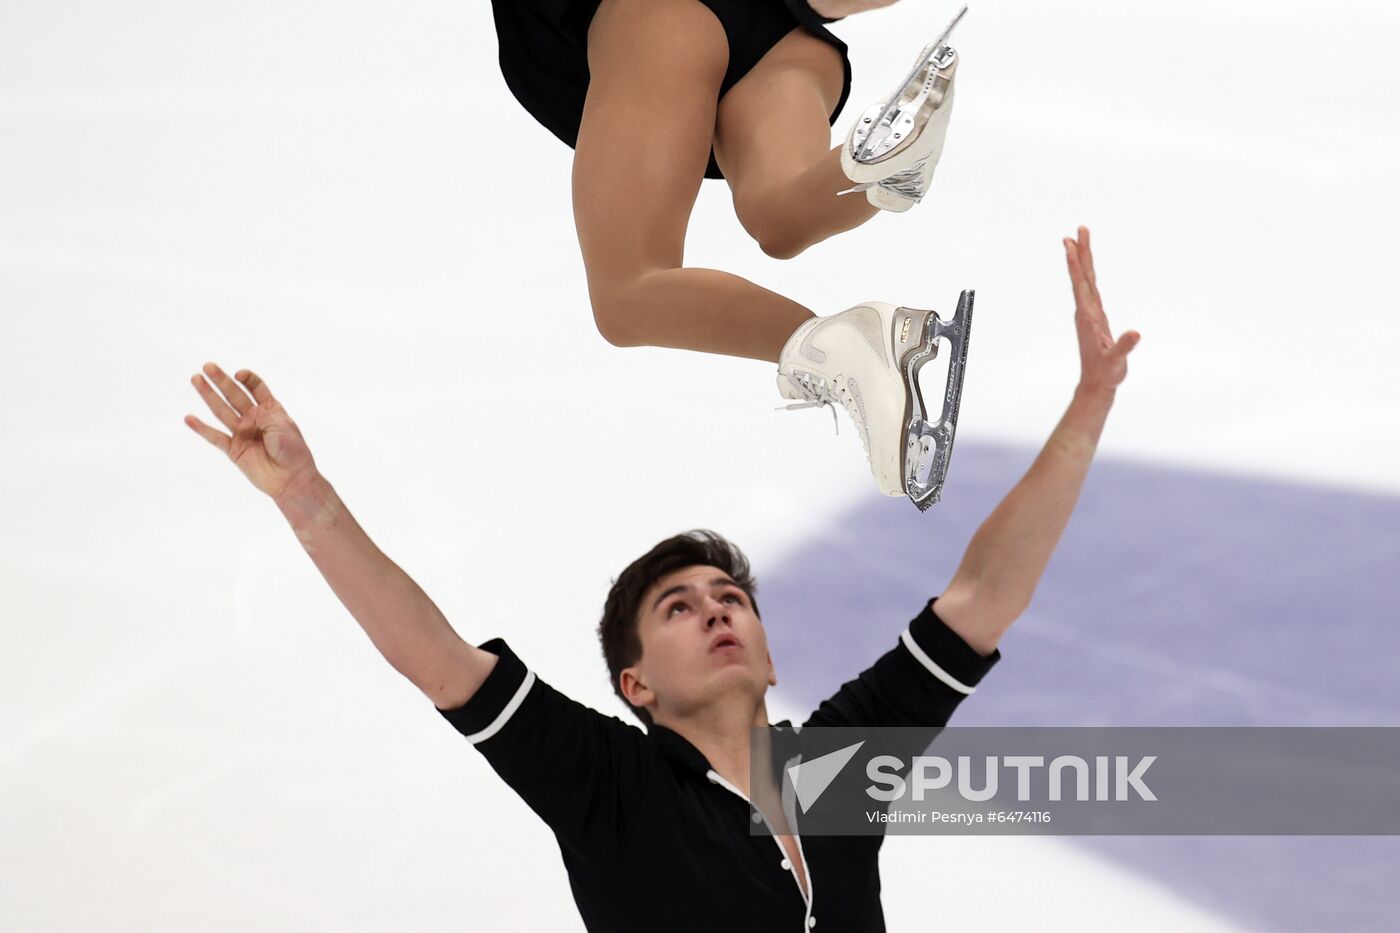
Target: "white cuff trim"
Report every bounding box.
[900,628,976,695]
[462,671,537,744]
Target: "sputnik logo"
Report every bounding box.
[786,742,866,813]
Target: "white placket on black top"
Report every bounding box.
[706,769,818,931]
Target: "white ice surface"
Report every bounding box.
[3,1,1397,930]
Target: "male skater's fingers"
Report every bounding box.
[235,369,273,406]
[1064,240,1096,318]
[202,362,253,415]
[1066,234,1107,327]
[1063,237,1078,281]
[1078,226,1097,289]
[184,414,231,454]
[1079,227,1105,316]
[191,373,241,430]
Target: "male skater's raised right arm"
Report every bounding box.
[184,364,494,710]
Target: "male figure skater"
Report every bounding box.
[184,229,1138,931]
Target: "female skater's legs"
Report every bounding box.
[574,0,813,362]
[714,28,878,260]
[573,0,967,504]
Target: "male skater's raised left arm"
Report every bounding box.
[933,225,1140,656]
[807,226,1139,731]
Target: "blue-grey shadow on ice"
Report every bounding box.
[762,443,1400,933]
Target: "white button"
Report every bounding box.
[780,858,791,870]
[752,812,763,824]
[808,917,817,928]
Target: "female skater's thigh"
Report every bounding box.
[574,0,729,282]
[712,28,844,190]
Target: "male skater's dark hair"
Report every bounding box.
[598,530,760,726]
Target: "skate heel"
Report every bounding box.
[900,289,974,512]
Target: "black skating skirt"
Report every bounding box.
[489,0,852,180]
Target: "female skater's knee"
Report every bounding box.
[735,201,810,260]
[756,229,810,261]
[588,285,646,348]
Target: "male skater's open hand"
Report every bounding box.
[1064,225,1140,396]
[185,364,316,500]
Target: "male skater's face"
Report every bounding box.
[621,565,778,724]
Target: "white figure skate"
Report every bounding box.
[839,6,965,213]
[777,291,975,511]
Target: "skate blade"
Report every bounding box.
[901,289,974,512]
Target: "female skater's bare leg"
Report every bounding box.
[574,0,813,363]
[714,28,879,260]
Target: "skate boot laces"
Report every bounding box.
[839,158,932,203]
[779,371,877,465]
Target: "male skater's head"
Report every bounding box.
[599,531,777,728]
